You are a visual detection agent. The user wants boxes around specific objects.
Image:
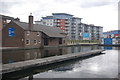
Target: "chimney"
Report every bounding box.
[14,17,20,21]
[29,13,33,30]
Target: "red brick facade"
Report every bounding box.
[2,22,25,47]
[0,30,1,47]
[0,18,2,31]
[24,31,43,48]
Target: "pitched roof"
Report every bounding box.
[13,21,66,38]
[0,14,14,20]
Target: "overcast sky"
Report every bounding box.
[0,0,119,32]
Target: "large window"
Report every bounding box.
[26,39,30,45]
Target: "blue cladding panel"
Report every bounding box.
[83,33,89,38]
[103,32,107,34]
[104,38,112,44]
[8,28,15,37]
[109,32,114,34]
[113,31,119,34]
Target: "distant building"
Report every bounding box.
[2,14,67,48]
[79,23,103,40]
[102,30,120,44]
[35,13,103,40]
[35,16,54,26]
[103,30,120,38]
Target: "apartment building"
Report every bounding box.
[35,13,103,40]
[80,23,103,40]
[103,30,120,38]
[71,17,82,40]
[53,13,74,40]
[102,30,120,44]
[35,16,54,26]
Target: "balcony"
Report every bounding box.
[65,20,70,23]
[54,20,60,23]
[65,24,70,27]
[71,29,76,31]
[54,24,60,27]
[97,30,100,32]
[65,28,69,30]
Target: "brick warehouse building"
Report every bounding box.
[0,14,20,47]
[2,14,67,48]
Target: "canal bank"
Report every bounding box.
[1,43,119,51]
[2,50,104,74]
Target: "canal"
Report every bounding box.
[2,45,119,79]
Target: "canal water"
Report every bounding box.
[2,46,119,79]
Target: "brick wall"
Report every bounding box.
[0,18,2,47]
[0,18,2,31]
[24,31,42,48]
[48,38,59,46]
[2,22,25,47]
[62,33,67,45]
[47,37,67,46]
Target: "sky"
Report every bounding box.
[0,0,119,32]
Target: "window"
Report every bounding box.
[26,39,30,45]
[37,32,40,36]
[3,24,6,27]
[26,31,30,36]
[38,40,41,43]
[64,40,65,43]
[34,39,37,45]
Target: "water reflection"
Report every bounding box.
[2,48,68,64]
[68,45,101,54]
[2,46,101,64]
[32,49,118,78]
[2,46,119,79]
[104,46,112,50]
